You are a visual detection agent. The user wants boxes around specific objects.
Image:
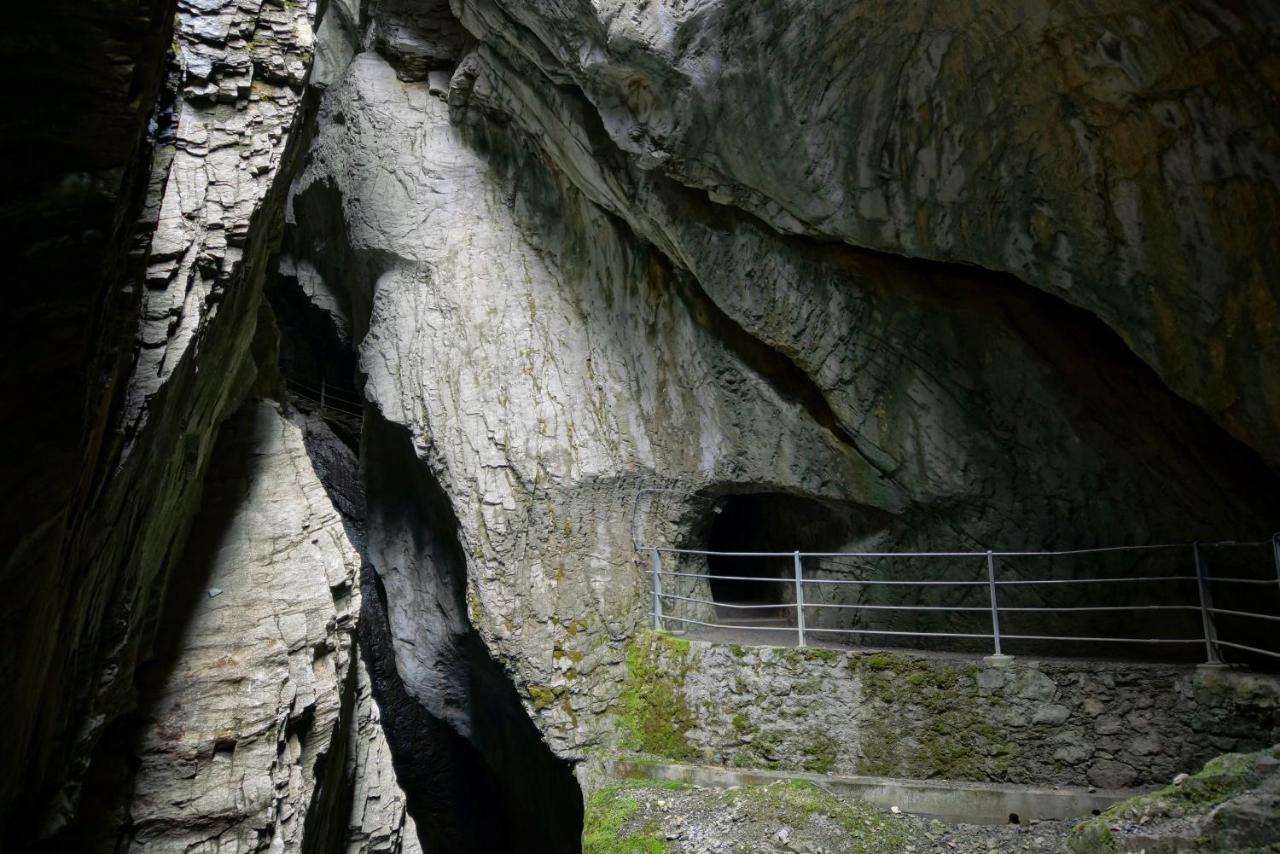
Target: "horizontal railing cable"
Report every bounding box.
[1213,640,1280,659]
[999,634,1203,645]
[644,540,1272,558]
[285,378,365,405]
[805,602,989,612]
[284,378,366,416]
[654,613,994,640]
[661,594,786,610]
[997,604,1200,613]
[992,576,1191,586]
[658,568,988,586]
[641,534,1280,663]
[1207,607,1280,622]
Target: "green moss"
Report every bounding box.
[793,678,822,696]
[618,633,698,761]
[728,781,908,853]
[776,648,804,665]
[916,714,1001,779]
[853,653,999,780]
[561,695,579,727]
[729,644,747,658]
[731,714,751,733]
[656,633,691,655]
[554,644,585,664]
[582,785,669,854]
[1068,746,1279,853]
[801,731,839,773]
[528,685,558,711]
[802,648,839,663]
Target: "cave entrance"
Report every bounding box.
[705,493,849,620]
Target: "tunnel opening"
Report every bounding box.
[704,492,865,620]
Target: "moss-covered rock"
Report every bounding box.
[854,653,1003,780]
[585,779,909,854]
[582,783,674,854]
[618,633,699,762]
[1069,745,1280,853]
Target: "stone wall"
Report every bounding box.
[616,633,1280,789]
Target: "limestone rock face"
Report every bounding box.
[78,401,419,854]
[0,0,322,841]
[454,0,1280,469]
[5,0,1280,849]
[284,17,1277,766]
[121,0,315,432]
[345,661,423,854]
[125,402,362,851]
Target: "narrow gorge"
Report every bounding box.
[2,1,1278,852]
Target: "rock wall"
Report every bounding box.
[0,0,179,836]
[2,0,450,842]
[618,633,1280,790]
[3,0,1279,849]
[453,0,1280,470]
[278,0,1279,778]
[121,402,363,851]
[1,0,332,844]
[31,403,420,853]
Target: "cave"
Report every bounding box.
[7,0,1280,848]
[705,492,856,619]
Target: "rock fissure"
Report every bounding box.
[5,0,1280,850]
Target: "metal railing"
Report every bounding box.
[284,375,365,418]
[642,535,1280,664]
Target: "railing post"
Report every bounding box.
[793,551,806,648]
[652,549,663,631]
[320,377,327,410]
[1273,533,1280,590]
[986,550,1002,657]
[1193,542,1222,665]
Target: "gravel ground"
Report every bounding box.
[587,779,1075,854]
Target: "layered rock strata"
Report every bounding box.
[453,0,1280,470]
[121,402,364,851]
[1,0,326,843]
[281,10,1279,771]
[3,0,1279,850]
[39,402,421,853]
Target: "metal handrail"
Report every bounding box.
[285,377,365,416]
[642,535,1280,663]
[648,539,1272,558]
